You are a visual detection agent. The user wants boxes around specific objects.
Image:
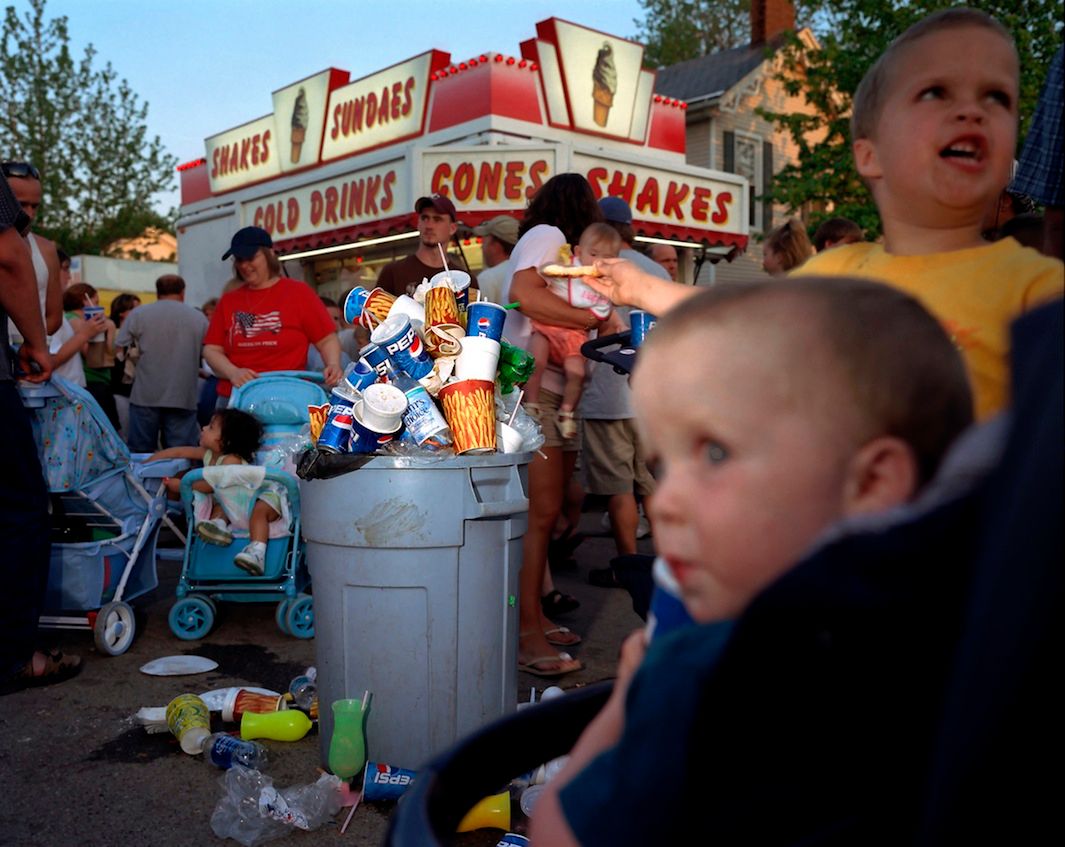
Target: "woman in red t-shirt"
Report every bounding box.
[204,227,342,402]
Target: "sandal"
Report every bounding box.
[544,625,582,647]
[517,651,582,678]
[541,589,580,617]
[1,649,82,695]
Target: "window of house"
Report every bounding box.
[723,130,774,233]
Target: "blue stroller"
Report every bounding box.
[167,372,328,641]
[20,377,181,656]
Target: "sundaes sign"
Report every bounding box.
[320,51,449,164]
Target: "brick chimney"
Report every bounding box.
[751,0,796,46]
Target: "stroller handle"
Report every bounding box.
[580,331,638,377]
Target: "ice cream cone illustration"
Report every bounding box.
[291,87,308,163]
[592,43,617,128]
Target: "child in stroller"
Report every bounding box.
[148,408,284,576]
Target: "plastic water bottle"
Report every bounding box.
[289,668,318,715]
[392,374,452,449]
[201,732,269,770]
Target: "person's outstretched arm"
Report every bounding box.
[588,258,697,315]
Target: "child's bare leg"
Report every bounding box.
[559,355,586,413]
[525,332,550,403]
[249,500,280,545]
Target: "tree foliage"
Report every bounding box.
[635,0,753,67]
[1,0,176,255]
[759,0,1064,237]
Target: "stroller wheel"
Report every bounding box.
[169,596,215,640]
[285,594,315,639]
[275,599,292,635]
[94,601,136,656]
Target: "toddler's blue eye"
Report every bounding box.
[706,443,728,464]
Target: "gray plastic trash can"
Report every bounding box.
[299,451,531,769]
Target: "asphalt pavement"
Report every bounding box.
[0,507,650,847]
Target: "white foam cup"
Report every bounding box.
[359,383,408,431]
[387,294,426,327]
[455,336,501,382]
[496,421,523,453]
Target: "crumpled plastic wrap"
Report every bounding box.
[210,766,342,846]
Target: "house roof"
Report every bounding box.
[654,41,774,103]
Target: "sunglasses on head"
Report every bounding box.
[2,161,41,180]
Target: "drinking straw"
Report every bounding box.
[339,790,362,834]
[503,302,521,310]
[361,690,371,712]
[437,244,451,276]
[507,390,524,428]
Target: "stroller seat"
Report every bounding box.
[167,372,327,642]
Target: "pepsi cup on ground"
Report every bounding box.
[363,761,417,802]
[466,301,506,342]
[370,314,435,380]
[629,310,658,347]
[645,556,694,642]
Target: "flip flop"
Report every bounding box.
[517,652,582,678]
[544,626,582,647]
[1,649,82,695]
[541,589,580,616]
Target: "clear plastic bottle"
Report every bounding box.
[201,732,269,770]
[289,668,318,714]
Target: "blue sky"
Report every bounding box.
[22,0,647,211]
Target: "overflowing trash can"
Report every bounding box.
[299,450,531,769]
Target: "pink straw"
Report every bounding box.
[339,790,362,834]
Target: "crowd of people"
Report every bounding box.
[2,9,1062,840]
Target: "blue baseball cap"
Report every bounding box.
[222,226,273,260]
[599,196,633,225]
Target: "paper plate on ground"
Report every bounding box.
[139,655,219,676]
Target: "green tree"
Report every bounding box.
[635,0,753,67]
[760,0,1064,238]
[1,0,176,255]
[634,0,821,66]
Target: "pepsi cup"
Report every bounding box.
[630,310,658,347]
[349,400,402,454]
[343,286,371,325]
[344,360,378,392]
[466,301,506,342]
[370,315,435,380]
[359,342,395,381]
[496,835,530,847]
[645,556,694,642]
[317,384,360,454]
[363,761,417,802]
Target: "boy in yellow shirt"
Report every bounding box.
[588,9,1062,420]
[791,8,1062,419]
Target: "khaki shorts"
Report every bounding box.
[526,388,581,451]
[582,418,656,496]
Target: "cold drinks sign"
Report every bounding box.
[243,147,744,241]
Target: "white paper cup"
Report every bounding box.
[496,421,523,453]
[455,336,501,382]
[387,294,426,327]
[360,383,408,431]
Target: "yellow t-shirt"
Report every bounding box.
[793,239,1064,420]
